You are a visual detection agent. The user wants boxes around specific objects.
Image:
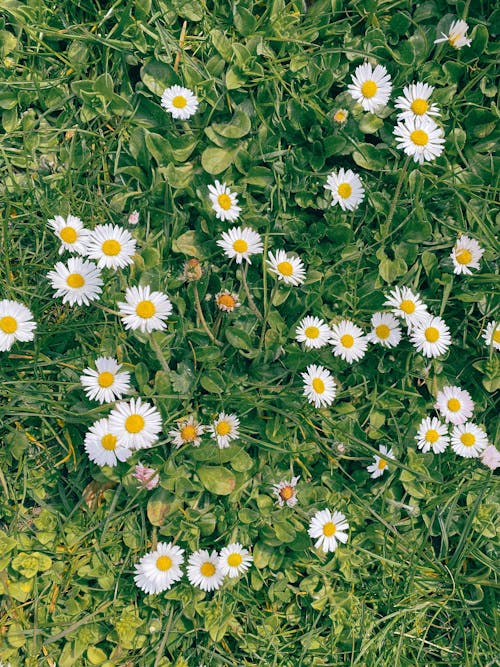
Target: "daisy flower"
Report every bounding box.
[434,19,471,49]
[483,321,500,351]
[324,168,365,212]
[394,82,440,122]
[301,364,337,408]
[133,463,160,490]
[272,476,300,507]
[218,543,252,578]
[80,357,131,404]
[85,224,137,270]
[215,290,240,313]
[393,116,445,164]
[295,316,331,349]
[267,250,306,286]
[108,397,162,450]
[410,314,451,358]
[208,180,241,222]
[0,300,36,352]
[450,235,484,275]
[168,416,205,448]
[367,312,402,348]
[333,108,348,124]
[450,422,488,458]
[187,550,224,592]
[308,508,349,553]
[384,286,428,328]
[415,416,449,454]
[367,445,395,479]
[216,226,263,264]
[347,62,392,113]
[160,85,198,119]
[434,385,474,425]
[134,542,184,594]
[117,285,173,334]
[47,214,90,255]
[84,418,132,467]
[480,445,500,471]
[47,257,103,306]
[128,210,140,225]
[329,320,368,363]
[209,412,240,449]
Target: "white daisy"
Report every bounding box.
[209,412,240,449]
[434,19,471,49]
[117,285,173,334]
[160,85,198,120]
[347,62,392,113]
[329,320,368,363]
[384,286,428,328]
[367,445,395,479]
[393,116,445,164]
[216,226,263,264]
[168,416,205,448]
[480,445,500,471]
[415,416,449,454]
[0,300,36,352]
[333,108,349,124]
[410,314,451,358]
[483,321,500,351]
[84,418,132,467]
[215,290,240,313]
[450,422,488,458]
[272,476,300,507]
[394,82,440,122]
[267,250,306,286]
[134,542,184,594]
[434,385,474,425]
[47,257,103,306]
[450,235,484,275]
[208,180,241,222]
[218,543,252,578]
[301,364,337,408]
[80,357,131,404]
[187,549,224,592]
[47,214,90,255]
[308,508,349,553]
[324,168,364,211]
[367,312,402,348]
[108,397,162,450]
[295,316,331,349]
[85,224,137,270]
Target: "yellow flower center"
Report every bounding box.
[312,378,325,394]
[200,562,216,577]
[304,326,320,339]
[361,80,377,98]
[375,324,390,339]
[216,420,231,436]
[425,429,439,443]
[66,273,85,288]
[337,182,352,199]
[334,110,347,123]
[156,555,172,571]
[279,485,294,501]
[101,433,117,451]
[218,293,236,309]
[424,327,440,343]
[102,239,122,256]
[447,398,461,412]
[60,226,77,243]
[172,95,187,109]
[227,553,243,567]
[97,371,114,388]
[410,98,429,115]
[277,261,293,276]
[0,316,18,334]
[456,249,472,265]
[493,330,500,344]
[340,334,354,348]
[410,129,429,146]
[449,33,459,47]
[378,458,388,469]
[217,193,232,210]
[181,424,197,441]
[233,239,248,253]
[136,300,156,319]
[125,414,145,433]
[399,299,415,314]
[460,432,475,447]
[322,522,336,537]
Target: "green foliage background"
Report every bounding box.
[0,0,498,665]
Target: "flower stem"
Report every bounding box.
[241,264,263,320]
[384,155,411,234]
[193,284,221,346]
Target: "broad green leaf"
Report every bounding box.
[198,466,236,495]
[225,326,253,351]
[201,146,235,174]
[212,110,251,139]
[200,370,225,393]
[147,489,171,526]
[352,143,387,170]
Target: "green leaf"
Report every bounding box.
[212,110,251,139]
[198,466,236,495]
[359,114,384,134]
[210,28,233,61]
[200,370,225,393]
[11,551,52,578]
[201,146,235,174]
[352,144,387,170]
[141,60,176,96]
[225,326,253,351]
[172,230,204,257]
[87,646,108,665]
[324,135,348,157]
[147,489,171,526]
[378,257,407,283]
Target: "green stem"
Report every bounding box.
[241,263,263,320]
[384,155,410,233]
[193,284,221,346]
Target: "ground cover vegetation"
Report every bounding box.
[0,0,499,665]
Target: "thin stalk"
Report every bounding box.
[241,263,263,320]
[384,155,411,233]
[193,284,221,346]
